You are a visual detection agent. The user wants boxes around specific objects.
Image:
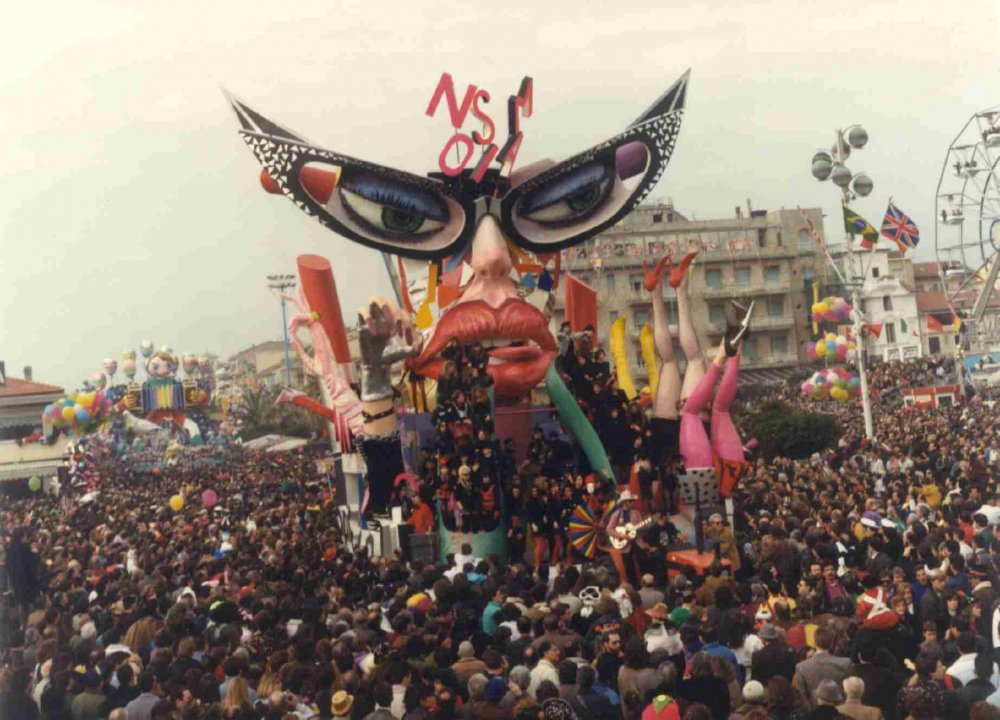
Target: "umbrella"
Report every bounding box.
[569,503,603,559]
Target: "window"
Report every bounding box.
[872,267,880,278]
[653,212,663,223]
[929,336,941,354]
[735,267,751,286]
[882,295,893,311]
[633,308,650,329]
[705,268,722,290]
[709,304,726,326]
[803,268,815,284]
[668,303,678,324]
[757,229,766,248]
[776,230,783,246]
[629,274,643,294]
[765,266,780,285]
[743,338,758,359]
[772,334,788,355]
[798,229,812,250]
[885,323,896,343]
[767,297,783,317]
[610,310,619,322]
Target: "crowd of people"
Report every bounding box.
[6,352,1000,720]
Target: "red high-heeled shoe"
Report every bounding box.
[643,255,672,291]
[669,251,699,288]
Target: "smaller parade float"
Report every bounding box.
[41,343,219,449]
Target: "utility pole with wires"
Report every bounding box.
[267,274,297,388]
[810,125,876,440]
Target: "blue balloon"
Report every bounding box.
[75,408,90,423]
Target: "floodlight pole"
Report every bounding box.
[810,126,875,440]
[267,274,297,388]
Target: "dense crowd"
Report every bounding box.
[6,354,1000,720]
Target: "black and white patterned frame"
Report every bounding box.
[499,109,684,253]
[230,69,690,260]
[239,132,476,261]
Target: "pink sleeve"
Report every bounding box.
[713,356,741,413]
[683,362,721,416]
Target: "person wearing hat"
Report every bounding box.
[330,689,353,719]
[605,489,646,585]
[811,678,846,718]
[751,623,797,687]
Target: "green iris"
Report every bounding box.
[381,207,424,234]
[566,183,603,213]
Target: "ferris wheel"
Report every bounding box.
[934,106,1000,341]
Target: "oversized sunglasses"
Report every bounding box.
[230,71,688,261]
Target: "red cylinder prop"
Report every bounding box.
[297,254,352,370]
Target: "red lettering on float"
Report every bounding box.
[438,133,475,177]
[470,89,495,145]
[425,73,478,129]
[471,143,500,183]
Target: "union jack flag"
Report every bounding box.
[880,201,920,253]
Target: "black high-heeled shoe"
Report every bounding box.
[725,301,754,356]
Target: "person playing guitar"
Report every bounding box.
[605,489,653,585]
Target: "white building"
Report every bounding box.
[829,245,922,362]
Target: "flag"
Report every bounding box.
[864,322,883,339]
[844,206,879,250]
[953,314,962,332]
[927,315,944,332]
[880,201,920,254]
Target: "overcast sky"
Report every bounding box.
[2,0,998,390]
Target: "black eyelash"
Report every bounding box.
[340,172,448,221]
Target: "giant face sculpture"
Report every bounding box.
[229,71,688,399]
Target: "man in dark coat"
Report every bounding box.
[6,528,39,624]
[751,623,797,686]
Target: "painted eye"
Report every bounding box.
[517,161,613,226]
[339,173,449,239]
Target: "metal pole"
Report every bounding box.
[956,342,965,399]
[280,295,293,387]
[832,128,875,440]
[267,274,297,388]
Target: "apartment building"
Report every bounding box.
[552,201,830,385]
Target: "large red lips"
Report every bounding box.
[413,298,557,400]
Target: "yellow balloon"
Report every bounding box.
[169,494,184,512]
[61,406,76,421]
[815,341,828,356]
[811,302,826,314]
[825,332,838,343]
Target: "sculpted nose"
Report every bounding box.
[470,215,513,280]
[460,216,517,308]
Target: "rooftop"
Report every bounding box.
[0,377,64,399]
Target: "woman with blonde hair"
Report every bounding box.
[221,676,252,717]
[123,616,159,655]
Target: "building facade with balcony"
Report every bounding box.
[552,202,831,385]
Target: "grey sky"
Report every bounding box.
[2,0,998,390]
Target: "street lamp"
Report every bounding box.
[810,124,875,440]
[267,274,297,388]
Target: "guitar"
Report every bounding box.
[609,517,654,551]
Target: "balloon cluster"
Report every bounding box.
[811,296,852,324]
[44,389,113,434]
[807,333,857,362]
[801,367,861,403]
